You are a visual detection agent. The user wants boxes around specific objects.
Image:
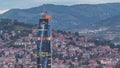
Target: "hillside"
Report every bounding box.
[0,19,120,68]
[0,19,34,31]
[0,3,120,31]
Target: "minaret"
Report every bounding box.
[37,10,52,68]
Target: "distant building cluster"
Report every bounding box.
[0,29,120,68]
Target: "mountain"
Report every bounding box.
[98,15,120,26]
[0,3,120,31]
[98,15,120,32]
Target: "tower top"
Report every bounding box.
[40,4,52,19]
[40,11,51,19]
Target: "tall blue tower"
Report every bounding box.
[37,11,52,68]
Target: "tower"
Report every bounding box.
[37,10,52,68]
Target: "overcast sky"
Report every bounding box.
[0,0,120,10]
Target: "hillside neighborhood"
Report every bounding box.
[0,20,120,68]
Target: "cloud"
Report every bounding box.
[34,0,120,5]
[0,9,10,14]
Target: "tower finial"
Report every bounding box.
[41,4,47,13]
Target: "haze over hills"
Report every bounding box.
[0,3,120,31]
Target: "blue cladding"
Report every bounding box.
[37,18,51,68]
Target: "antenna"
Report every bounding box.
[41,3,47,14]
[42,4,46,12]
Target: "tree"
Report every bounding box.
[96,66,102,68]
[115,64,120,68]
[75,32,79,36]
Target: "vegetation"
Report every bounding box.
[0,18,34,30]
[115,64,120,68]
[0,18,34,47]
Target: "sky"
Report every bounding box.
[0,0,120,14]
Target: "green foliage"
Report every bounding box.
[89,39,120,50]
[96,60,101,64]
[96,66,102,68]
[0,18,34,30]
[75,32,79,36]
[115,64,120,68]
[0,18,34,47]
[93,39,111,46]
[67,41,76,46]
